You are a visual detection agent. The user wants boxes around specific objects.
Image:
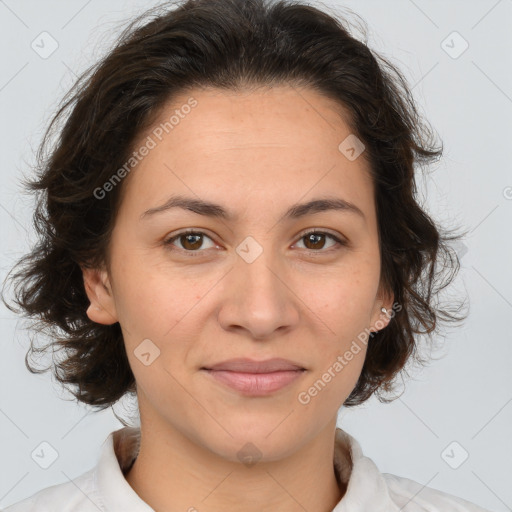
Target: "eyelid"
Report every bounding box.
[163,227,348,254]
[296,227,346,242]
[293,228,348,252]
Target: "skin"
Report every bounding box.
[82,85,393,512]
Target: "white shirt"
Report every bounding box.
[4,426,491,511]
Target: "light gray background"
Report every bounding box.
[1,0,511,510]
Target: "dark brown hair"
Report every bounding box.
[2,0,468,414]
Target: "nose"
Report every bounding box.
[216,250,300,340]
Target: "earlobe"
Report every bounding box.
[369,306,391,333]
[369,290,395,333]
[81,266,119,325]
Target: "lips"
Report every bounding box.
[202,357,305,373]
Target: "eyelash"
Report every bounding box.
[163,228,347,257]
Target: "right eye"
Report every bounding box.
[163,229,218,256]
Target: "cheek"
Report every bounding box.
[112,251,209,336]
[308,269,378,334]
[296,344,367,417]
[300,266,375,391]
[113,265,221,396]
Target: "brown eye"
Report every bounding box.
[163,228,346,257]
[303,232,328,250]
[179,233,204,251]
[164,230,216,254]
[296,230,346,252]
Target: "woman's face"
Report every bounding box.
[84,85,392,460]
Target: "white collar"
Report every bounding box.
[94,426,399,511]
[332,428,400,511]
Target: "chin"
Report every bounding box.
[193,415,310,464]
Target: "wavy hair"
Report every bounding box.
[2,0,468,415]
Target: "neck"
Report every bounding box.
[125,419,346,512]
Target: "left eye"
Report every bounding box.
[163,229,346,255]
[294,230,345,251]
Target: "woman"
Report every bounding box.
[2,0,491,510]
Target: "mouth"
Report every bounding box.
[201,369,306,395]
[200,358,307,396]
[201,357,306,373]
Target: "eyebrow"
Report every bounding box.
[140,194,366,223]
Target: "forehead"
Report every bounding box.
[122,85,375,221]
[164,85,361,158]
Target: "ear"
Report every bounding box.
[81,265,119,325]
[369,287,395,334]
